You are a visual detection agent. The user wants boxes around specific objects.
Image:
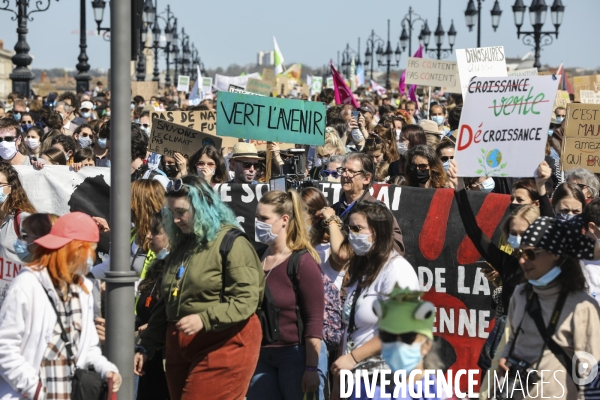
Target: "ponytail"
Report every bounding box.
[286,190,320,264]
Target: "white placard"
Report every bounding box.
[455,46,508,97]
[214,73,261,92]
[201,77,213,97]
[177,75,190,92]
[580,90,600,104]
[405,57,461,93]
[508,68,538,77]
[454,76,559,177]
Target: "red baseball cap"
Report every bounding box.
[35,212,99,250]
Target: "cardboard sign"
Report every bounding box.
[455,46,507,98]
[553,90,570,111]
[177,75,190,92]
[573,75,600,101]
[405,57,461,93]
[149,118,222,159]
[454,76,559,177]
[580,90,600,104]
[507,68,538,77]
[246,78,274,97]
[262,68,276,83]
[216,91,326,146]
[131,81,159,101]
[562,137,600,173]
[150,110,238,148]
[276,76,292,96]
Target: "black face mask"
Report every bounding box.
[509,203,524,214]
[412,169,430,184]
[164,165,178,178]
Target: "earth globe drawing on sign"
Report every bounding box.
[486,149,502,168]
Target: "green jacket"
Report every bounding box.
[139,225,264,356]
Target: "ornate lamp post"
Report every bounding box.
[364,30,384,81]
[91,0,111,40]
[75,0,91,92]
[422,0,457,60]
[376,20,401,90]
[464,0,503,47]
[399,7,426,57]
[340,41,360,80]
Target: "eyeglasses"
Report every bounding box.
[409,163,429,171]
[440,156,454,163]
[320,169,340,179]
[0,136,16,143]
[513,248,545,261]
[196,161,216,168]
[0,183,10,188]
[336,167,364,177]
[166,179,184,193]
[237,160,260,169]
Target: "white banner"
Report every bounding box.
[456,46,507,98]
[214,73,261,92]
[580,90,600,104]
[454,76,559,177]
[405,57,461,93]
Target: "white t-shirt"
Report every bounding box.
[342,251,419,354]
[581,259,600,305]
[315,243,345,290]
[0,215,26,305]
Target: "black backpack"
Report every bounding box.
[219,229,306,345]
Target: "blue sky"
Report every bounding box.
[0,0,597,72]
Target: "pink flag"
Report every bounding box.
[399,45,423,98]
[331,61,359,108]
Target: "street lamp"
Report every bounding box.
[91,0,110,39]
[423,0,457,60]
[376,19,401,90]
[0,0,59,97]
[363,30,384,80]
[75,0,92,93]
[340,41,359,80]
[464,0,503,47]
[512,0,564,68]
[399,6,427,57]
[181,29,191,76]
[156,5,175,86]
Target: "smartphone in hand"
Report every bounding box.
[351,110,360,124]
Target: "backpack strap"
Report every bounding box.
[287,249,308,344]
[219,229,249,303]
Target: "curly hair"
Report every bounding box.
[0,162,35,219]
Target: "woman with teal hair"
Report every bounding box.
[134,175,264,400]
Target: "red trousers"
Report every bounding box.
[165,314,262,400]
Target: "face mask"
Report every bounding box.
[58,113,65,121]
[480,177,495,193]
[133,119,140,124]
[156,247,170,260]
[529,266,562,287]
[0,141,18,160]
[412,169,430,184]
[13,238,30,262]
[432,115,445,126]
[131,104,135,110]
[351,128,364,144]
[255,219,279,245]
[13,113,21,121]
[395,129,402,141]
[556,117,564,124]
[21,124,33,132]
[105,112,111,117]
[548,129,553,136]
[81,112,91,119]
[396,142,407,155]
[164,165,178,178]
[507,234,521,249]
[25,138,39,150]
[141,126,151,137]
[197,167,215,178]
[381,340,424,373]
[97,137,107,148]
[509,203,523,213]
[348,231,373,256]
[77,135,93,148]
[442,160,450,172]
[556,213,575,221]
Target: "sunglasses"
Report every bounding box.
[166,179,184,193]
[0,136,16,143]
[348,225,364,233]
[20,121,33,125]
[409,163,429,171]
[237,161,260,169]
[196,161,216,168]
[320,170,340,179]
[138,123,150,129]
[379,331,419,344]
[440,155,454,163]
[513,248,545,261]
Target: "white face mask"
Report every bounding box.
[348,231,373,256]
[77,135,93,148]
[255,219,279,245]
[0,140,18,160]
[351,129,364,144]
[25,138,40,150]
[396,142,407,155]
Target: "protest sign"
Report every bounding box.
[507,68,538,77]
[216,91,326,145]
[149,118,222,158]
[554,90,570,111]
[573,75,600,102]
[201,77,213,96]
[405,57,461,93]
[262,68,276,83]
[214,73,261,91]
[455,46,507,97]
[276,76,292,96]
[150,110,238,148]
[561,103,600,172]
[310,76,323,95]
[454,75,559,177]
[580,90,600,104]
[177,75,190,92]
[131,81,159,101]
[326,77,334,88]
[228,84,264,97]
[246,78,274,97]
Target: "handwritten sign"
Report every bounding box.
[454,76,559,177]
[262,68,276,84]
[573,75,600,102]
[507,68,538,77]
[131,81,158,101]
[405,57,461,93]
[562,103,600,173]
[455,46,507,98]
[216,91,326,146]
[149,118,222,158]
[553,90,570,111]
[246,78,274,97]
[177,75,190,92]
[580,90,600,104]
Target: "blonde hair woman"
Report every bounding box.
[309,127,347,180]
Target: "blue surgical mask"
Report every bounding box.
[131,104,136,110]
[556,213,575,221]
[21,124,33,133]
[97,137,107,148]
[86,256,94,273]
[13,113,21,121]
[529,266,562,287]
[556,117,564,124]
[0,188,8,204]
[507,234,521,249]
[156,248,170,260]
[431,115,445,126]
[348,231,373,256]
[81,112,91,119]
[442,160,450,172]
[13,238,30,262]
[134,119,140,124]
[141,126,150,137]
[381,340,425,373]
[480,177,495,193]
[548,129,554,136]
[255,219,278,245]
[77,135,93,148]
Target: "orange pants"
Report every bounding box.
[165,314,262,400]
